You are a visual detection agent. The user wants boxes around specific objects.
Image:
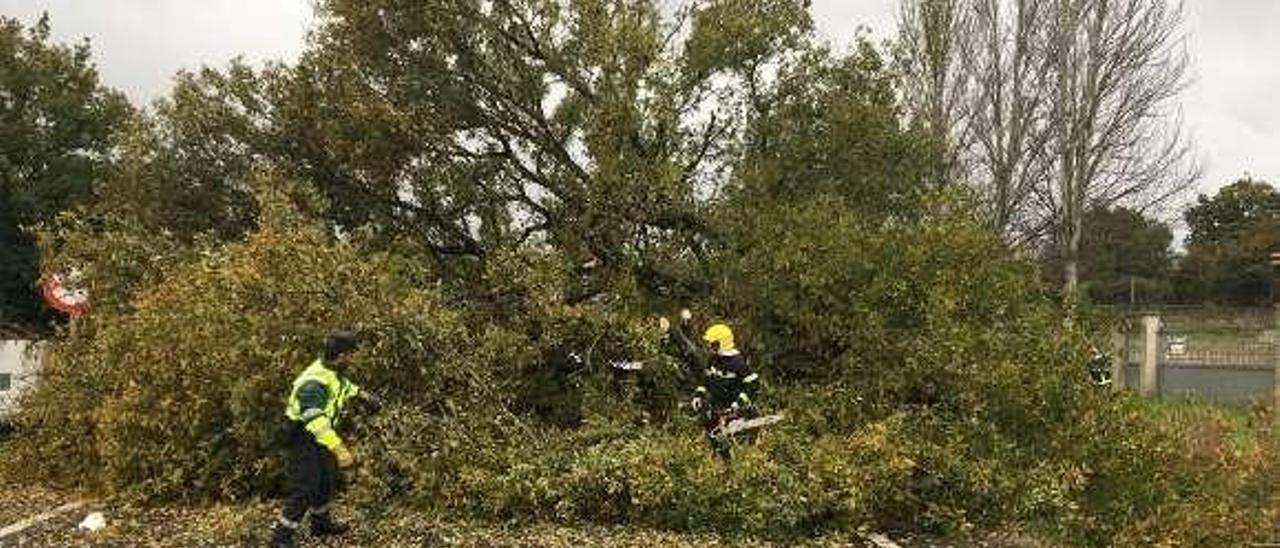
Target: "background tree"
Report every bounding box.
[898,0,1055,240]
[1184,178,1280,246]
[1176,178,1280,305]
[895,0,973,186]
[1042,206,1174,304]
[1045,0,1196,294]
[0,15,131,328]
[897,0,1196,294]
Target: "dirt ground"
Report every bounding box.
[0,486,1051,547]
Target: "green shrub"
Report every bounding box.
[708,194,1065,403]
[6,181,1274,547]
[10,182,474,500]
[374,411,921,539]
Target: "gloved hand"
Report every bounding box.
[680,308,692,322]
[658,316,671,333]
[333,444,355,469]
[690,397,704,411]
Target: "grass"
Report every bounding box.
[1140,396,1273,457]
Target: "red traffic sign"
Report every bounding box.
[42,271,90,317]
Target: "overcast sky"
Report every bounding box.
[2,0,1277,213]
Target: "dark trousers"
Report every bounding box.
[281,423,339,524]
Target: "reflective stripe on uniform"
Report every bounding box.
[308,421,341,450]
[706,367,738,379]
[309,424,335,439]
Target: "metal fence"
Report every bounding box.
[1115,307,1277,406]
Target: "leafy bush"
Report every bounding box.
[1066,397,1278,547]
[6,180,1274,546]
[354,405,919,539]
[9,181,474,500]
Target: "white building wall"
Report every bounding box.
[0,340,44,417]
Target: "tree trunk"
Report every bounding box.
[1063,211,1082,294]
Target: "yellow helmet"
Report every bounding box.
[702,323,735,352]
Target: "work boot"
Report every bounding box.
[310,511,350,537]
[268,522,297,548]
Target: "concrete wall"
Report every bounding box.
[1122,363,1276,406]
[0,340,44,416]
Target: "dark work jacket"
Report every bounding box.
[697,351,757,409]
[666,324,760,410]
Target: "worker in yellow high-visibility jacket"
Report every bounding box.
[270,331,377,547]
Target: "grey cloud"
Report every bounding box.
[0,0,311,103]
[807,0,1280,195]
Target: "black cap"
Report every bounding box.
[324,330,357,361]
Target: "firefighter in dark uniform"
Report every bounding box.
[270,331,376,547]
[663,313,760,459]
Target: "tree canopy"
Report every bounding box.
[1178,178,1280,305]
[0,15,131,328]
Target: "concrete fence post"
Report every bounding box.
[1141,315,1160,397]
[1111,331,1126,391]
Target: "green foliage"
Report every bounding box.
[29,66,274,319]
[698,188,1105,537]
[1178,179,1280,305]
[352,386,1276,545]
[710,193,1047,393]
[36,200,198,318]
[1185,178,1280,247]
[731,42,940,221]
[0,15,132,328]
[11,178,473,500]
[683,0,812,80]
[360,407,920,538]
[1045,395,1278,546]
[121,64,266,241]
